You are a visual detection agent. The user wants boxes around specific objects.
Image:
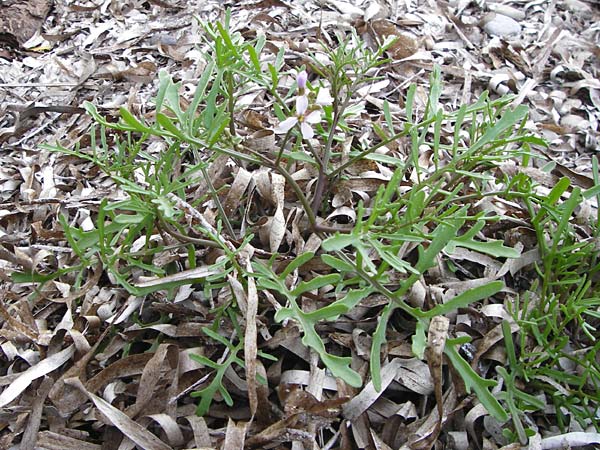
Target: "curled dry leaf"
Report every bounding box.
[426,315,449,437]
[223,417,248,449]
[270,206,286,253]
[269,173,287,252]
[134,265,222,288]
[343,358,407,421]
[358,18,419,60]
[242,251,259,417]
[223,167,253,217]
[138,414,185,447]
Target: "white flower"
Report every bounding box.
[274,94,322,139]
[316,87,334,106]
[273,71,333,140]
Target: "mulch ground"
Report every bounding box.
[0,1,599,449]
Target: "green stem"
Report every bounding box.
[227,73,236,136]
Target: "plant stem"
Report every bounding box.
[227,73,236,136]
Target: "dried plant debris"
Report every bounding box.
[0,0,599,449]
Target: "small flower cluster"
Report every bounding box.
[274,70,333,140]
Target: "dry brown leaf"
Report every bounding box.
[269,206,286,252]
[471,320,519,368]
[138,414,185,447]
[125,343,177,418]
[361,19,419,60]
[242,251,259,418]
[400,385,457,450]
[223,167,252,217]
[0,344,74,407]
[426,315,449,440]
[222,417,248,450]
[0,0,52,46]
[343,358,407,421]
[64,377,173,450]
[182,415,213,447]
[20,376,53,450]
[35,431,102,450]
[394,358,434,395]
[135,265,222,288]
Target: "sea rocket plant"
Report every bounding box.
[274,70,333,140]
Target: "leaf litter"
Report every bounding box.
[0,0,600,449]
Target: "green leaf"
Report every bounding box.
[372,240,420,275]
[162,73,185,122]
[272,283,363,388]
[119,107,152,133]
[583,183,600,200]
[422,281,504,318]
[257,278,287,295]
[216,21,241,58]
[280,252,314,279]
[445,338,509,422]
[287,151,317,164]
[322,233,359,251]
[12,269,71,283]
[415,212,466,274]
[189,353,220,369]
[304,304,349,321]
[151,196,178,220]
[268,63,279,90]
[300,323,362,387]
[291,274,341,296]
[111,176,153,195]
[273,307,294,323]
[463,105,528,158]
[412,320,427,359]
[186,62,215,132]
[220,384,234,406]
[113,213,148,225]
[447,238,521,258]
[156,113,186,139]
[405,84,416,125]
[547,176,570,206]
[155,70,170,112]
[202,327,233,348]
[406,189,426,222]
[321,254,356,272]
[370,303,395,391]
[305,287,372,321]
[247,43,261,72]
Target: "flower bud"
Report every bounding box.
[297,70,308,90]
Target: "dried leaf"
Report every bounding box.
[426,316,449,437]
[243,253,259,417]
[64,377,172,450]
[269,205,286,253]
[0,345,74,407]
[222,418,248,450]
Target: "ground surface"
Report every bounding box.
[0,1,600,449]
